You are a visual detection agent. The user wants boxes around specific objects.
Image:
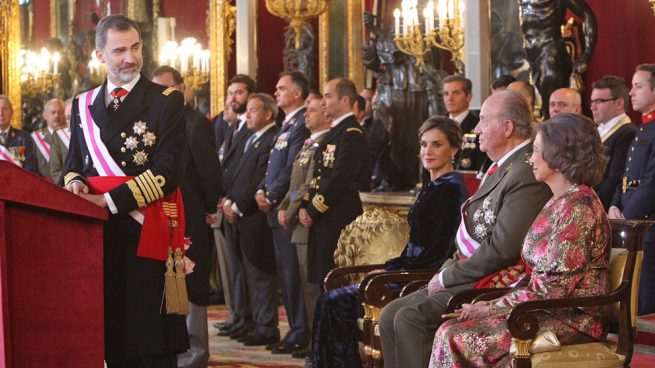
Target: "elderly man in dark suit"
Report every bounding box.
[299,78,369,289]
[0,96,38,174]
[33,98,66,181]
[152,65,223,368]
[223,93,281,346]
[442,75,487,172]
[63,15,188,367]
[590,75,636,211]
[215,75,256,340]
[255,71,311,355]
[379,90,552,368]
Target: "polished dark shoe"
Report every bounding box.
[213,321,233,330]
[271,342,305,355]
[242,333,280,346]
[233,329,253,341]
[265,340,286,351]
[217,325,239,337]
[292,347,312,359]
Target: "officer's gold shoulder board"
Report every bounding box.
[162,87,176,96]
[346,127,363,134]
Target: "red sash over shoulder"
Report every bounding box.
[88,176,185,262]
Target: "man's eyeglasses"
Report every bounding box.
[590,97,619,106]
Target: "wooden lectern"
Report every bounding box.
[0,161,107,367]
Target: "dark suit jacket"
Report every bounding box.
[596,117,636,211]
[213,111,236,160]
[181,104,223,306]
[222,119,253,194]
[2,126,38,174]
[261,108,310,227]
[302,114,370,283]
[441,143,552,288]
[229,124,279,274]
[455,111,487,171]
[64,75,188,360]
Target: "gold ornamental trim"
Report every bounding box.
[210,0,236,116]
[64,171,85,187]
[318,9,329,92]
[312,194,329,213]
[127,179,147,208]
[347,0,365,92]
[1,0,22,128]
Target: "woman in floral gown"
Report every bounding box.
[430,113,611,367]
[311,117,469,368]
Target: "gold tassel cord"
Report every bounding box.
[174,248,190,315]
[163,246,181,314]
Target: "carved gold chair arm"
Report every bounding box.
[323,264,385,292]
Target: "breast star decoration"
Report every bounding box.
[142,131,156,147]
[133,150,148,166]
[124,136,139,150]
[133,121,148,135]
[122,121,156,164]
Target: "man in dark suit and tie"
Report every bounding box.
[152,65,223,368]
[0,95,38,174]
[216,74,256,339]
[255,71,311,355]
[442,75,487,172]
[299,77,370,289]
[63,15,188,367]
[590,75,636,211]
[223,93,281,346]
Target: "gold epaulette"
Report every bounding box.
[347,127,363,134]
[64,172,86,187]
[312,194,330,213]
[162,87,176,96]
[125,169,166,208]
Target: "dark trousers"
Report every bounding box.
[272,225,308,345]
[107,354,177,368]
[639,241,655,315]
[221,219,252,330]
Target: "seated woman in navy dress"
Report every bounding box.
[311,116,469,368]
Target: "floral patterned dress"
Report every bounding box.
[429,184,611,367]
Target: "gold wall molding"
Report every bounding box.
[209,0,235,115]
[347,0,365,92]
[1,0,21,128]
[318,10,329,92]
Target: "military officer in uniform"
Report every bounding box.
[32,98,66,180]
[298,77,370,287]
[152,65,223,368]
[442,75,487,172]
[277,92,331,359]
[610,63,655,315]
[0,95,38,174]
[255,71,311,355]
[379,90,552,368]
[63,15,188,367]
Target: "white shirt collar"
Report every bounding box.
[47,127,55,135]
[598,113,627,138]
[284,106,304,124]
[330,112,355,128]
[0,126,9,135]
[449,110,470,124]
[496,139,531,168]
[105,74,141,107]
[253,122,277,139]
[310,129,329,140]
[237,114,247,130]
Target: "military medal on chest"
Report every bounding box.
[120,120,156,166]
[274,132,290,150]
[322,144,336,168]
[473,196,496,238]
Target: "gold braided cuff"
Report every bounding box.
[64,172,86,187]
[312,194,330,213]
[134,169,166,204]
[127,179,146,208]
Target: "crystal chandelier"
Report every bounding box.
[393,0,465,73]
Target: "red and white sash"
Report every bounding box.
[455,216,481,258]
[56,128,71,149]
[78,86,144,224]
[31,131,51,162]
[0,145,22,167]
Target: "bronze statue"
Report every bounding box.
[519,0,597,119]
[363,12,447,190]
[283,23,316,84]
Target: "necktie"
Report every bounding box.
[486,163,498,176]
[0,132,6,145]
[243,134,256,153]
[109,87,128,113]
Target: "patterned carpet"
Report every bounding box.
[208,305,304,368]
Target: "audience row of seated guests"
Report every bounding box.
[431,113,610,367]
[311,116,469,367]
